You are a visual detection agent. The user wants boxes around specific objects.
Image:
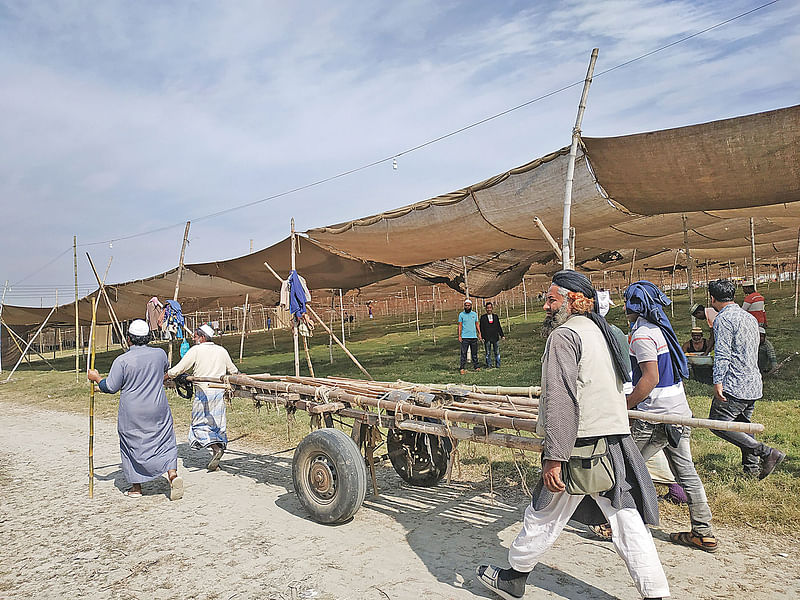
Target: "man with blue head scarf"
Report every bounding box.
[624,280,717,553]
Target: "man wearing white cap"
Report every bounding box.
[167,324,239,471]
[458,298,481,375]
[88,319,183,500]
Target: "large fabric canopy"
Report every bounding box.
[4,104,799,325]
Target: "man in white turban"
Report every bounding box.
[167,324,239,471]
[88,319,183,500]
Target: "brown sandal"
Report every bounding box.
[669,531,718,553]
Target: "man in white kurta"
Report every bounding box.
[167,324,238,471]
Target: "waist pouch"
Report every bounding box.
[562,437,615,496]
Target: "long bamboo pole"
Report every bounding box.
[339,288,346,346]
[0,280,7,375]
[431,285,437,344]
[264,261,373,379]
[291,219,300,377]
[795,227,800,317]
[682,214,694,326]
[628,248,637,286]
[522,277,528,321]
[562,48,598,270]
[85,253,128,351]
[74,236,80,381]
[88,297,97,498]
[414,286,420,336]
[302,336,315,377]
[532,217,562,260]
[462,256,469,299]
[750,217,757,290]
[238,293,249,362]
[670,250,680,317]
[169,221,191,364]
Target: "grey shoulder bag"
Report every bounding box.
[562,437,615,496]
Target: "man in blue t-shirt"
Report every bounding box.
[458,298,481,374]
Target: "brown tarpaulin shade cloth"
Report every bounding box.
[582,104,800,214]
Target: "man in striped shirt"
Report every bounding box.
[624,281,717,553]
[741,280,767,327]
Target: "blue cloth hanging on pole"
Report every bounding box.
[624,280,689,382]
[288,270,308,317]
[164,300,185,339]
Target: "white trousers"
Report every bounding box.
[508,492,670,599]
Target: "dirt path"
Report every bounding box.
[1,400,798,600]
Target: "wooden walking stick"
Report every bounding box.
[88,296,98,498]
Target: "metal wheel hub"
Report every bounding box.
[308,455,337,502]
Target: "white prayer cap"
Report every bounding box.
[128,319,149,337]
[198,324,215,339]
[463,298,472,305]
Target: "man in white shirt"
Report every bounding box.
[168,324,239,471]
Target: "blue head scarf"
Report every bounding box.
[624,280,689,382]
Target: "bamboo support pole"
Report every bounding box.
[264,261,373,379]
[532,217,562,260]
[1,320,55,368]
[522,278,528,321]
[238,293,249,362]
[670,250,680,317]
[431,286,437,344]
[561,48,598,270]
[74,236,80,380]
[398,420,542,452]
[86,254,128,351]
[795,228,800,317]
[291,219,300,377]
[462,256,469,299]
[88,297,97,498]
[414,286,420,335]
[682,214,694,325]
[168,221,191,364]
[750,217,757,289]
[0,280,7,374]
[302,335,315,377]
[339,289,346,346]
[628,248,637,286]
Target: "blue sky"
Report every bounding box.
[1,0,798,305]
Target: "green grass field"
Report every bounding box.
[3,283,798,532]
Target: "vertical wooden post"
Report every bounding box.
[291,219,300,377]
[750,217,757,290]
[74,236,80,380]
[562,48,598,269]
[238,293,249,362]
[522,277,528,321]
[414,286,420,336]
[670,250,680,318]
[88,296,97,498]
[339,289,346,347]
[169,221,191,364]
[329,292,334,364]
[431,285,437,344]
[0,280,7,375]
[705,259,711,305]
[682,214,695,326]
[728,259,733,279]
[628,249,637,285]
[794,227,800,317]
[462,256,470,299]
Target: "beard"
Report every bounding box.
[541,302,570,338]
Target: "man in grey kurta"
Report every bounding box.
[88,319,183,501]
[476,271,668,600]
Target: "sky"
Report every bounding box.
[1,0,798,306]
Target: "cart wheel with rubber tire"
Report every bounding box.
[292,428,367,524]
[386,425,451,487]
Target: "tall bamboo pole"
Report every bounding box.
[0,280,7,375]
[414,286,420,336]
[291,219,300,377]
[74,236,80,380]
[561,48,598,270]
[339,289,346,347]
[431,285,437,344]
[169,221,191,364]
[670,250,680,318]
[533,217,562,260]
[522,277,528,321]
[794,227,800,317]
[462,256,469,299]
[750,217,757,290]
[682,214,695,326]
[238,293,249,362]
[86,254,127,351]
[88,296,97,498]
[628,248,637,285]
[705,259,711,305]
[329,292,334,364]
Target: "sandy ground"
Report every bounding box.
[1,400,798,600]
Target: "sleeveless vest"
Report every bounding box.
[537,315,630,439]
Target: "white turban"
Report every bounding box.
[128,319,149,337]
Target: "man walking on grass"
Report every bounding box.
[479,302,504,368]
[707,279,784,479]
[476,271,668,600]
[624,280,717,553]
[167,324,239,472]
[458,298,481,375]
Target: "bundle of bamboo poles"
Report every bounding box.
[186,372,765,439]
